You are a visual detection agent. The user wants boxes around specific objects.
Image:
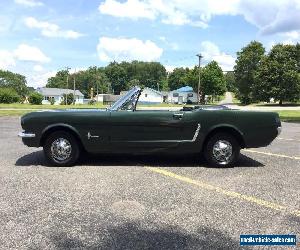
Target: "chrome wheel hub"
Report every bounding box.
[50,138,72,162]
[212,140,233,165]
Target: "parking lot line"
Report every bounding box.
[145,167,300,218]
[243,149,300,160]
[277,137,300,142]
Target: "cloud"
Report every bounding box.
[27,70,56,88]
[99,0,156,20]
[280,30,300,45]
[201,41,236,71]
[0,50,16,69]
[14,0,43,7]
[97,37,163,62]
[33,64,43,72]
[99,0,209,28]
[159,36,179,50]
[98,0,300,34]
[24,17,83,39]
[14,44,50,63]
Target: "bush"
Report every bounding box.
[28,92,43,105]
[60,93,74,105]
[0,88,20,103]
[50,98,55,105]
[88,99,96,105]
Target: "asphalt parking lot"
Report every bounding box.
[0,117,299,249]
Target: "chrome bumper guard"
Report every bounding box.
[277,127,282,136]
[18,132,36,138]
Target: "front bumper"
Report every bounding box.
[18,131,36,138]
[18,131,40,147]
[277,126,282,136]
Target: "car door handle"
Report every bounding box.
[173,113,183,120]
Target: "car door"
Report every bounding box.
[76,110,111,153]
[109,110,197,152]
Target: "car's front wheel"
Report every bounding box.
[204,133,240,167]
[43,131,80,166]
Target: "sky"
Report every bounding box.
[0,0,300,88]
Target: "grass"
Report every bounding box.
[2,108,299,123]
[0,103,107,109]
[0,110,31,116]
[275,110,300,123]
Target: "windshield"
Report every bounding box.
[109,86,141,111]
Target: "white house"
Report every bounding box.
[94,94,120,104]
[37,87,84,105]
[120,87,164,104]
[138,87,164,104]
[168,86,197,104]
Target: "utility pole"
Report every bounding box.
[95,67,99,102]
[65,67,71,105]
[73,68,76,105]
[196,54,203,104]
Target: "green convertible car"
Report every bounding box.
[19,86,281,167]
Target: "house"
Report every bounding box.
[138,87,164,104]
[120,87,164,104]
[37,87,84,105]
[168,86,198,104]
[94,94,121,105]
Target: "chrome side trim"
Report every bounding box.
[191,123,201,142]
[18,132,36,138]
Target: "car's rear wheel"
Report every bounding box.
[204,133,240,167]
[43,131,80,166]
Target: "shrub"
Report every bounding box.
[0,88,20,103]
[50,98,55,105]
[61,93,74,105]
[28,92,43,105]
[88,99,96,105]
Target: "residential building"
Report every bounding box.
[36,87,84,105]
[138,87,164,104]
[94,94,120,105]
[121,87,164,104]
[168,86,197,104]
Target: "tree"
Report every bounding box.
[0,88,20,103]
[127,79,141,89]
[28,92,43,105]
[224,72,236,92]
[0,70,28,97]
[183,66,198,90]
[46,70,69,89]
[168,67,190,90]
[104,62,127,94]
[120,61,166,89]
[61,93,74,105]
[234,41,265,104]
[254,44,300,105]
[200,61,226,102]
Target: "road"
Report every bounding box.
[0,117,299,249]
[219,92,233,105]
